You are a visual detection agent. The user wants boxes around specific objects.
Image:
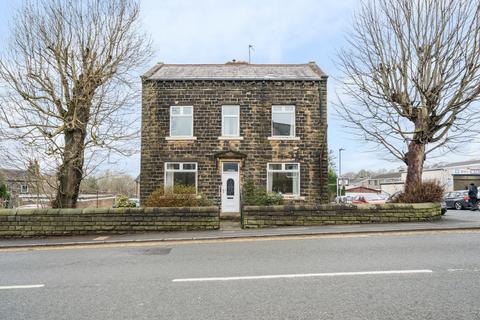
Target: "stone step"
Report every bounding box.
[220,220,242,231]
[220,212,241,221]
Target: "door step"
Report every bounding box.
[220,212,241,221]
[220,212,241,230]
[220,220,242,230]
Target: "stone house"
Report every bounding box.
[140,62,328,213]
[0,168,36,208]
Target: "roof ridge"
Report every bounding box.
[158,63,316,67]
[144,62,328,80]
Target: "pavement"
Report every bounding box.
[2,228,480,319]
[1,209,480,248]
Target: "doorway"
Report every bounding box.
[221,162,240,213]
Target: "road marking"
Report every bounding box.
[172,269,433,282]
[447,268,480,272]
[93,236,109,241]
[0,284,45,290]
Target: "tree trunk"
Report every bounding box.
[404,140,425,191]
[53,129,86,208]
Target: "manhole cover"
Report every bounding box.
[141,247,172,256]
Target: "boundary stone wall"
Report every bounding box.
[242,203,441,228]
[0,207,219,238]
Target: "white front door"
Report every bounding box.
[221,162,240,213]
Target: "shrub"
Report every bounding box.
[0,182,10,200]
[392,180,444,203]
[144,185,212,207]
[115,195,136,208]
[0,183,10,208]
[327,168,337,202]
[242,179,284,206]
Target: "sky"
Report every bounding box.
[0,0,478,176]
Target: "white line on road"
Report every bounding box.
[172,269,433,282]
[0,284,45,290]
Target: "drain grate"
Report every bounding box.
[141,247,172,256]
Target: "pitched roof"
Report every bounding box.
[0,169,29,182]
[372,172,402,179]
[435,159,480,169]
[143,62,327,81]
[345,186,380,193]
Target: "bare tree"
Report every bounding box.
[336,0,480,191]
[0,0,151,207]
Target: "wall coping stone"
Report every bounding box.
[0,206,220,216]
[243,203,440,212]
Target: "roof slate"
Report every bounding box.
[435,159,480,169]
[143,62,327,81]
[0,169,29,182]
[372,172,402,179]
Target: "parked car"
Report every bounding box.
[352,194,387,204]
[443,190,479,210]
[335,196,353,204]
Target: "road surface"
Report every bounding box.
[1,227,480,319]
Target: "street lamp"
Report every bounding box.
[337,148,346,197]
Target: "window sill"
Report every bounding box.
[165,136,197,141]
[282,195,305,200]
[218,136,244,140]
[268,136,300,141]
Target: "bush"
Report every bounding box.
[115,195,136,208]
[242,179,284,206]
[0,182,10,200]
[392,180,444,203]
[144,185,212,207]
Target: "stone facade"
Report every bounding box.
[0,169,37,208]
[140,63,329,208]
[243,203,442,228]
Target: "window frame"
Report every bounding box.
[221,105,240,137]
[164,162,198,193]
[266,162,300,196]
[271,105,296,138]
[169,106,194,138]
[20,185,29,194]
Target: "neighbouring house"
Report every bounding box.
[379,159,480,195]
[140,61,329,212]
[0,168,37,208]
[346,172,402,195]
[345,186,382,197]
